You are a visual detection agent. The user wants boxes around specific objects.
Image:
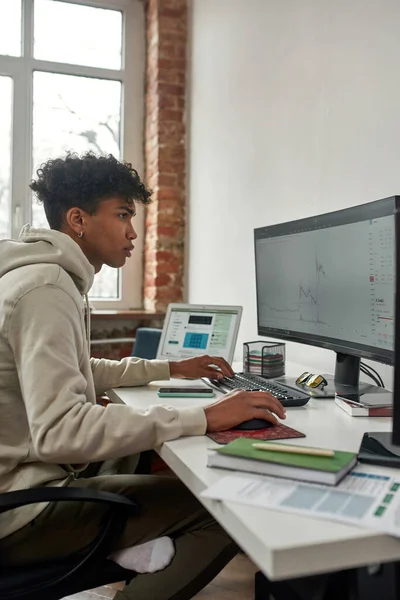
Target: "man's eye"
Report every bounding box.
[118,213,128,219]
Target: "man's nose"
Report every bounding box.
[127,223,137,240]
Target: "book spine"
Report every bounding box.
[368,407,393,417]
[335,398,392,417]
[335,398,366,416]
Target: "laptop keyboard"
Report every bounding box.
[205,372,309,407]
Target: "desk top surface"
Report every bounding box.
[108,373,400,580]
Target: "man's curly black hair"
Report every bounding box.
[30,151,152,230]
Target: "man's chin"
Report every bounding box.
[104,258,126,269]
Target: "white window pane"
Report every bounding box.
[0,0,21,57]
[90,265,120,299]
[32,71,122,300]
[0,76,13,240]
[34,0,122,70]
[32,71,121,228]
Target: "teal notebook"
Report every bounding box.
[208,438,357,485]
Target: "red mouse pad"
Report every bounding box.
[207,423,305,445]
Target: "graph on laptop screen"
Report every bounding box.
[254,196,398,396]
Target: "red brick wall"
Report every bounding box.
[144,0,187,312]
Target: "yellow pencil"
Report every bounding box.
[252,442,335,458]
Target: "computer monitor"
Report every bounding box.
[357,202,400,465]
[254,196,399,398]
[393,202,400,446]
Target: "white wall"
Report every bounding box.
[187,0,400,384]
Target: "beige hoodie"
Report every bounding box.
[0,225,206,539]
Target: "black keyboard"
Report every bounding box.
[204,372,309,407]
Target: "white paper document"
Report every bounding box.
[201,464,400,537]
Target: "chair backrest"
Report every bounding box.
[0,488,137,600]
[131,327,162,360]
[0,554,134,600]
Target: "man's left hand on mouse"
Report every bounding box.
[169,355,234,380]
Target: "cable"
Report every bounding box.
[361,365,383,387]
[363,364,385,387]
[360,366,380,387]
[360,361,384,387]
[360,363,384,388]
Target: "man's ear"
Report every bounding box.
[65,207,86,236]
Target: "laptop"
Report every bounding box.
[156,303,243,364]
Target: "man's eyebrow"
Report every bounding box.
[116,206,136,216]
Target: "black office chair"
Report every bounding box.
[0,487,139,600]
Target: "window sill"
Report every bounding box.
[91,309,165,321]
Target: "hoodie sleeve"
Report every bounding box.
[90,356,171,395]
[7,285,207,465]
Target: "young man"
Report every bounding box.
[0,152,285,599]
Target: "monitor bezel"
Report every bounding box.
[254,195,400,367]
[392,203,400,445]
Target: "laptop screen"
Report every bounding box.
[157,304,243,363]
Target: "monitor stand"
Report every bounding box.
[276,352,392,400]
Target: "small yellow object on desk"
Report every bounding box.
[252,442,335,458]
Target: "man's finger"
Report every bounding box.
[248,392,286,418]
[248,391,285,407]
[204,368,224,380]
[205,356,234,376]
[261,400,286,419]
[253,408,279,426]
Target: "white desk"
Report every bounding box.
[108,380,400,582]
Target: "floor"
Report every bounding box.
[65,553,258,600]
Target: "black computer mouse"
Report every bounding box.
[232,419,274,431]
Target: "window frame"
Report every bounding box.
[0,0,145,309]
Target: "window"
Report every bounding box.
[0,76,13,240]
[0,0,145,308]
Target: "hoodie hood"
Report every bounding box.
[0,225,95,295]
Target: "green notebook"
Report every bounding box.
[208,438,357,485]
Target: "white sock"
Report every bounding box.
[109,536,175,573]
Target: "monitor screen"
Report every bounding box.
[360,199,400,453]
[393,202,400,446]
[157,304,243,363]
[255,196,398,367]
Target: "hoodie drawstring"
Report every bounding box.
[84,294,91,351]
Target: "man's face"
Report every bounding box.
[82,196,137,273]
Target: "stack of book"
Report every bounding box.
[245,349,285,378]
[335,395,393,417]
[208,438,357,486]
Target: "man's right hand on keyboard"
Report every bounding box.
[203,390,286,432]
